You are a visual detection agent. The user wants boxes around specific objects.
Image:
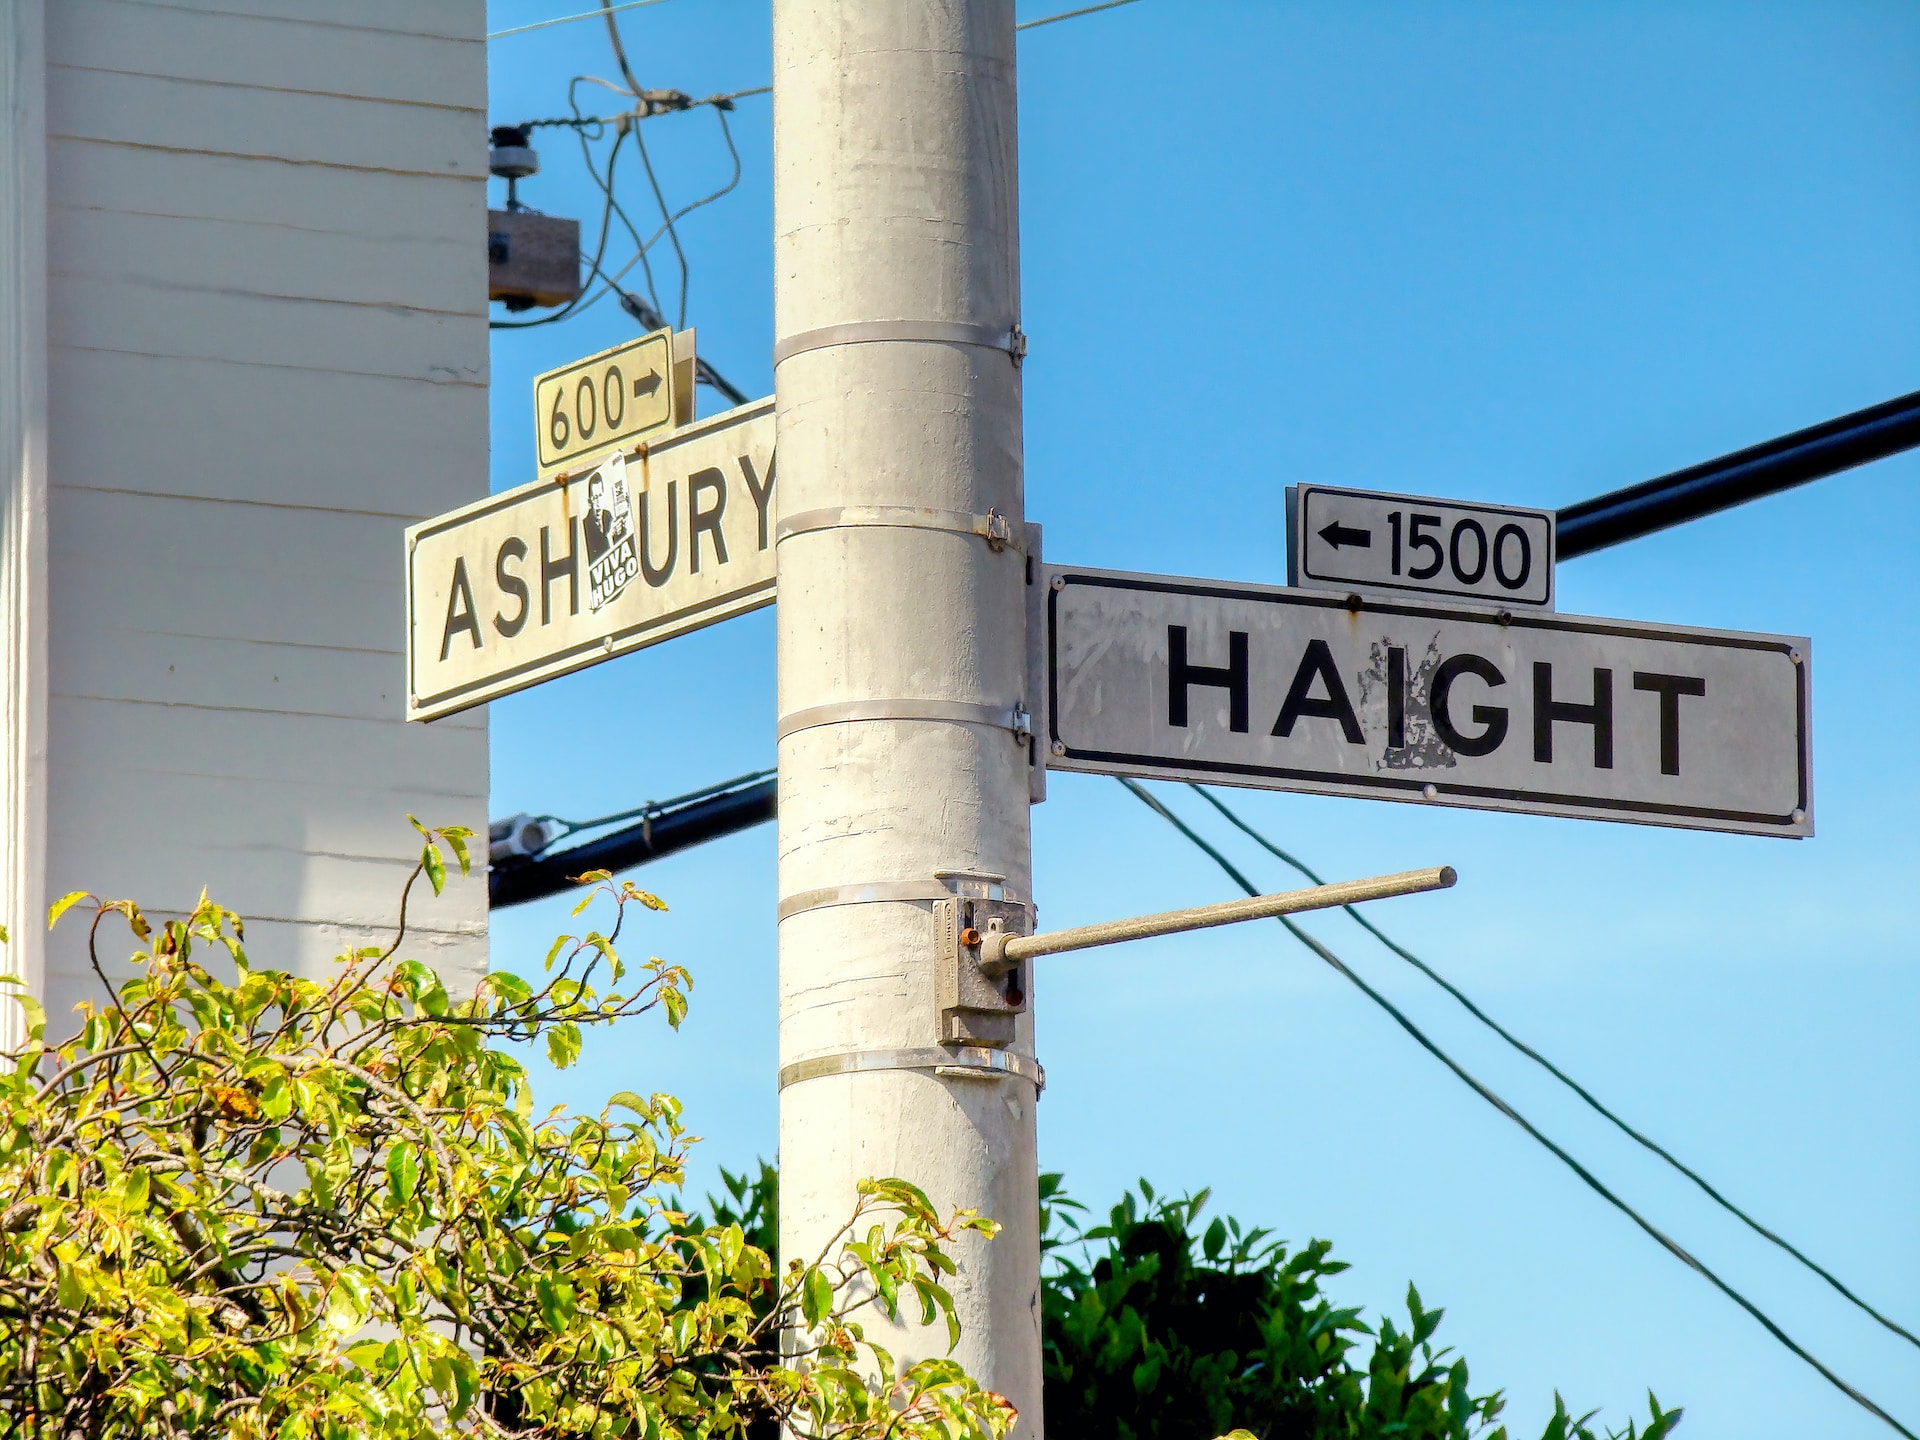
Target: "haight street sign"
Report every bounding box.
[1287,484,1556,609]
[1041,565,1811,837]
[407,398,774,722]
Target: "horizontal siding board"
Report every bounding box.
[44,829,486,931]
[47,348,486,516]
[50,275,487,384]
[49,0,484,109]
[50,489,417,650]
[51,140,481,245]
[46,693,486,793]
[47,65,486,179]
[51,204,483,316]
[50,560,403,656]
[52,487,439,588]
[51,630,414,725]
[49,762,486,868]
[118,0,482,43]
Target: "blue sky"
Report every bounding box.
[481,4,1920,1435]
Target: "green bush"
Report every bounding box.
[686,1166,1679,1440]
[1040,1176,1680,1440]
[0,829,1013,1440]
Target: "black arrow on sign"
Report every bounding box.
[632,370,663,399]
[1318,520,1372,550]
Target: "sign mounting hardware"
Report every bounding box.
[1288,484,1557,609]
[534,328,679,478]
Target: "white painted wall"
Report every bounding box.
[12,0,490,1024]
[0,0,49,1046]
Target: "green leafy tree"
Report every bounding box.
[0,823,1015,1440]
[674,1169,1679,1440]
[1040,1177,1681,1440]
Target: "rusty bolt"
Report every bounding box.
[959,926,982,948]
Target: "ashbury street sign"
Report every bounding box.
[1041,566,1812,837]
[406,399,774,721]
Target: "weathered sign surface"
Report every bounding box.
[533,329,678,475]
[1287,484,1556,609]
[407,399,774,721]
[1041,565,1811,836]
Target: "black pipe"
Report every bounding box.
[1557,387,1920,559]
[489,777,776,909]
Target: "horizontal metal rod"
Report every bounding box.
[1557,387,1920,559]
[983,864,1455,967]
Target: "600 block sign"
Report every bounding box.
[534,329,676,473]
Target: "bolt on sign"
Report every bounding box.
[1287,484,1557,609]
[406,398,774,721]
[533,327,696,478]
[1040,566,1811,837]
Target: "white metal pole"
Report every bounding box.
[772,0,1039,1428]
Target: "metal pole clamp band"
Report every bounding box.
[777,505,1023,552]
[776,698,1033,743]
[778,875,1027,923]
[779,1045,1045,1092]
[773,320,1027,368]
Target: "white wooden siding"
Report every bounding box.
[40,0,489,1024]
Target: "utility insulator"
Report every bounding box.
[488,813,562,867]
[487,125,582,312]
[488,125,540,193]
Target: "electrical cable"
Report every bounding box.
[494,0,1132,332]
[1117,775,1919,1440]
[626,116,692,330]
[489,0,668,41]
[599,0,645,94]
[569,75,668,317]
[530,767,776,850]
[492,0,1137,42]
[1183,781,1920,1358]
[1016,0,1141,29]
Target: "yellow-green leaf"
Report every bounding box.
[48,891,90,928]
[387,1142,420,1205]
[802,1267,834,1327]
[422,842,447,896]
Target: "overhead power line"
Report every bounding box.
[490,0,1140,42]
[1118,776,1918,1440]
[1017,0,1141,29]
[1184,781,1920,1358]
[489,0,668,41]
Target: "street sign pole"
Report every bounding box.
[773,2,1041,1429]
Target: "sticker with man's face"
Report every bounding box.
[582,451,641,612]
